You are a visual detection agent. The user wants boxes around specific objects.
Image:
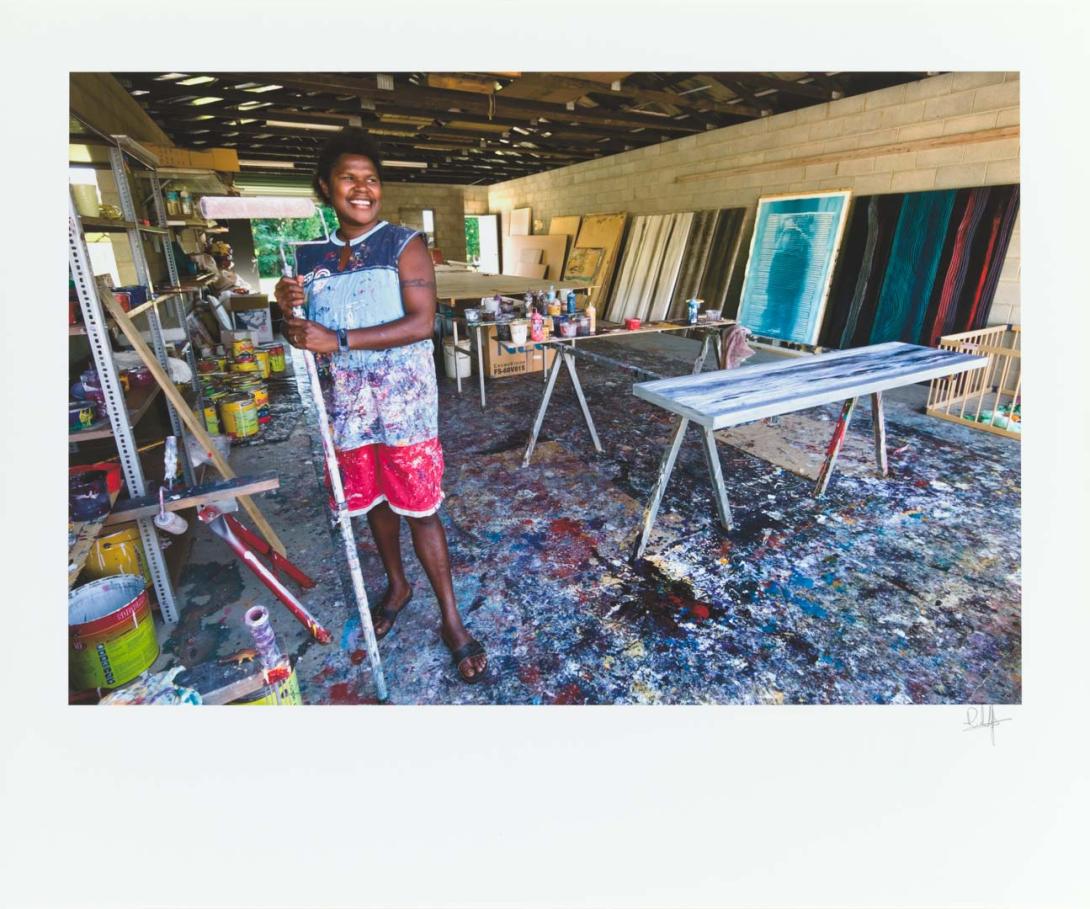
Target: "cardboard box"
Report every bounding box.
[144,143,191,168]
[228,296,273,346]
[209,147,241,172]
[477,324,556,378]
[226,293,270,312]
[188,149,216,169]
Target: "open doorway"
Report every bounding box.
[464,214,500,273]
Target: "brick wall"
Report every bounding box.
[381,183,469,262]
[487,72,1021,327]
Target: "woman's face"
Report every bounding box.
[321,153,383,235]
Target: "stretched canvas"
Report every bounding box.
[736,190,851,345]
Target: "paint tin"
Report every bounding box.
[232,338,254,360]
[69,471,111,521]
[69,462,122,495]
[576,315,590,336]
[230,359,259,373]
[69,401,96,432]
[69,575,159,690]
[234,659,303,706]
[203,403,220,435]
[84,522,151,587]
[197,359,219,374]
[464,307,480,324]
[509,320,529,346]
[261,343,286,373]
[234,378,269,424]
[559,318,579,338]
[254,348,271,379]
[220,393,259,440]
[625,317,642,330]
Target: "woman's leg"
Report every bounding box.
[405,513,487,679]
[364,501,413,636]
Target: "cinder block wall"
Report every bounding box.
[381,183,470,262]
[487,72,1021,327]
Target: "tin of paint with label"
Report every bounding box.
[232,338,254,359]
[230,358,259,374]
[261,342,286,373]
[220,393,259,440]
[84,522,151,587]
[69,401,96,432]
[203,403,220,435]
[69,575,159,690]
[235,658,303,706]
[253,348,271,379]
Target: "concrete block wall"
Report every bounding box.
[381,183,469,262]
[486,72,1021,327]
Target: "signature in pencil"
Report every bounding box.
[963,705,1012,745]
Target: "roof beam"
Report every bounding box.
[711,72,832,101]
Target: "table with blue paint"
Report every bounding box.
[628,341,988,561]
[520,318,737,468]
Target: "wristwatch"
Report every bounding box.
[337,328,349,352]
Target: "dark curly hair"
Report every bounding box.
[312,128,384,203]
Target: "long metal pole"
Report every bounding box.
[285,260,387,702]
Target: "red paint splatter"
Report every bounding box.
[690,603,710,621]
[518,664,542,686]
[350,649,366,665]
[552,683,583,705]
[327,681,372,705]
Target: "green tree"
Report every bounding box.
[464,216,480,261]
[251,205,340,277]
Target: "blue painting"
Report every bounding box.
[736,191,851,345]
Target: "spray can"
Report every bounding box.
[687,298,699,325]
[566,289,577,314]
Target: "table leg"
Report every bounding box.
[715,329,726,370]
[475,324,486,410]
[701,427,733,531]
[563,346,603,454]
[814,396,858,497]
[631,415,689,562]
[691,332,712,374]
[521,348,565,467]
[452,319,462,395]
[871,391,888,477]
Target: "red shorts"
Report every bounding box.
[328,437,445,518]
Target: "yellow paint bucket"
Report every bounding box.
[254,348,271,379]
[233,661,303,706]
[84,522,151,587]
[230,359,259,373]
[69,575,159,690]
[231,338,254,359]
[220,393,259,440]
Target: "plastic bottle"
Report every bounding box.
[688,297,699,325]
[530,309,544,342]
[585,302,596,335]
[566,289,577,314]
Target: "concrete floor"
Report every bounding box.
[151,332,1021,705]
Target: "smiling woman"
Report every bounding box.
[274,127,489,684]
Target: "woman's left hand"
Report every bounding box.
[283,317,338,354]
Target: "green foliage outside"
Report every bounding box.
[464,216,480,261]
[251,205,339,277]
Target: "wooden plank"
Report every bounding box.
[503,234,569,282]
[518,247,543,264]
[101,293,288,557]
[649,211,694,322]
[677,125,1020,185]
[511,262,547,279]
[571,212,628,312]
[549,215,581,237]
[103,472,281,525]
[632,342,988,431]
[510,207,531,236]
[435,272,591,302]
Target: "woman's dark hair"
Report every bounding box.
[312,128,384,202]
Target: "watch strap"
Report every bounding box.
[337,328,349,352]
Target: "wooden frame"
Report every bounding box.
[926,324,1021,439]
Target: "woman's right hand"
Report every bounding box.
[274,275,305,320]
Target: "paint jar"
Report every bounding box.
[576,315,590,336]
[85,522,151,587]
[69,470,111,521]
[125,366,154,389]
[559,318,579,339]
[69,575,159,690]
[499,297,515,315]
[464,307,480,324]
[234,378,269,424]
[203,403,220,435]
[495,314,513,342]
[220,393,259,440]
[69,400,96,432]
[481,296,499,316]
[254,348,271,379]
[261,343,286,373]
[231,359,260,374]
[232,338,255,360]
[547,299,562,317]
[509,320,529,347]
[702,309,722,323]
[625,317,641,330]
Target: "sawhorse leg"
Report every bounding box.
[871,390,888,477]
[631,416,689,562]
[521,344,602,467]
[814,397,858,497]
[452,319,462,395]
[475,323,487,410]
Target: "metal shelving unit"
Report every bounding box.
[67,119,208,624]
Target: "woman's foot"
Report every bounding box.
[371,583,413,639]
[441,623,488,683]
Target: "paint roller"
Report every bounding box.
[197,193,387,701]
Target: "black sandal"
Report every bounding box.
[448,638,488,684]
[370,591,413,641]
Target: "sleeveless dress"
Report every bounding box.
[294,222,444,517]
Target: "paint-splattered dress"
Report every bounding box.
[295,222,444,517]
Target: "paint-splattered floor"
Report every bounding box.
[151,335,1021,705]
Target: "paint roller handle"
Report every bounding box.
[273,274,306,321]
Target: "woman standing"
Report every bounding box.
[276,128,487,684]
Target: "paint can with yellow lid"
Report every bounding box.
[220,393,259,440]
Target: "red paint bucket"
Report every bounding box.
[69,575,159,690]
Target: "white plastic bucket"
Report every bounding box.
[443,339,472,379]
[71,184,101,218]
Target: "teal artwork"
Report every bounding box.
[736,191,851,345]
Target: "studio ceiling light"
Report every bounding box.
[239,159,296,169]
[383,160,428,169]
[178,76,217,86]
[265,119,343,132]
[190,96,223,106]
